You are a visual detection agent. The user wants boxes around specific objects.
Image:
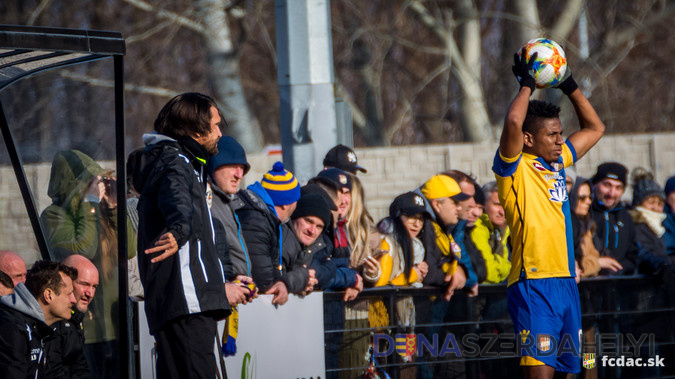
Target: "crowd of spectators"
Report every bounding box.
[1,91,674,378]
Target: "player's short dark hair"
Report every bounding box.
[26,260,78,298]
[154,92,221,139]
[0,270,13,290]
[523,100,561,134]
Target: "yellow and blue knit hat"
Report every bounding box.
[261,161,301,206]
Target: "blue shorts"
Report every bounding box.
[507,277,581,373]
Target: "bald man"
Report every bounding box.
[0,250,27,286]
[46,255,99,379]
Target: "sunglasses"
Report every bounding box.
[578,195,591,201]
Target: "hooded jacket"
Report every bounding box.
[39,150,134,344]
[236,182,285,292]
[0,283,54,379]
[590,200,639,275]
[133,133,230,334]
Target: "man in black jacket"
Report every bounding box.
[590,162,638,274]
[237,161,301,305]
[282,193,336,294]
[47,255,99,379]
[0,260,77,379]
[133,93,231,378]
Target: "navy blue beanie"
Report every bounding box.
[208,136,250,179]
[665,176,675,197]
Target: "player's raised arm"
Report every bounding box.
[559,76,605,160]
[499,49,537,159]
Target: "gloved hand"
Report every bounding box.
[555,65,578,96]
[512,48,537,92]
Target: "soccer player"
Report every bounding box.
[493,50,605,377]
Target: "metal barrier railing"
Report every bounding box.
[323,275,675,379]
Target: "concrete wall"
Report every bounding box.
[2,133,675,262]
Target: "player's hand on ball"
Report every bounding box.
[512,48,537,91]
[554,65,579,96]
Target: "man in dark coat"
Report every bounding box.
[46,255,99,379]
[0,261,77,379]
[236,161,301,305]
[133,92,231,378]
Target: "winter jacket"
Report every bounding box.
[664,205,675,258]
[374,236,423,286]
[236,182,286,292]
[45,310,92,379]
[40,150,135,344]
[280,224,310,294]
[133,133,230,334]
[422,221,457,286]
[569,178,601,277]
[209,182,251,280]
[470,214,511,284]
[411,188,468,283]
[630,208,672,275]
[449,220,479,287]
[590,200,639,275]
[307,234,340,290]
[463,226,487,284]
[0,283,55,379]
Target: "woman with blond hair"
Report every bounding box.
[338,172,382,378]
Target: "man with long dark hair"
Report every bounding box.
[133,92,231,378]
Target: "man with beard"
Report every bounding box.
[133,92,231,378]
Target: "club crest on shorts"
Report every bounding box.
[538,335,552,352]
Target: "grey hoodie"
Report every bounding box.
[0,282,46,323]
[0,283,53,379]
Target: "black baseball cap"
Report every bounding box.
[323,144,367,174]
[389,192,431,218]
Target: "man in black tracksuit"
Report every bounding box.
[47,255,99,379]
[133,93,231,379]
[0,261,77,379]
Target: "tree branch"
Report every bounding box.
[122,0,205,35]
[59,71,179,98]
[27,0,51,26]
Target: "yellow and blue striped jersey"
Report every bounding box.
[492,140,577,286]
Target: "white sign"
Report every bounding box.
[224,292,326,379]
[137,293,326,379]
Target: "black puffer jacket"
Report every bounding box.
[133,133,230,334]
[236,182,285,292]
[45,311,92,379]
[590,200,639,275]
